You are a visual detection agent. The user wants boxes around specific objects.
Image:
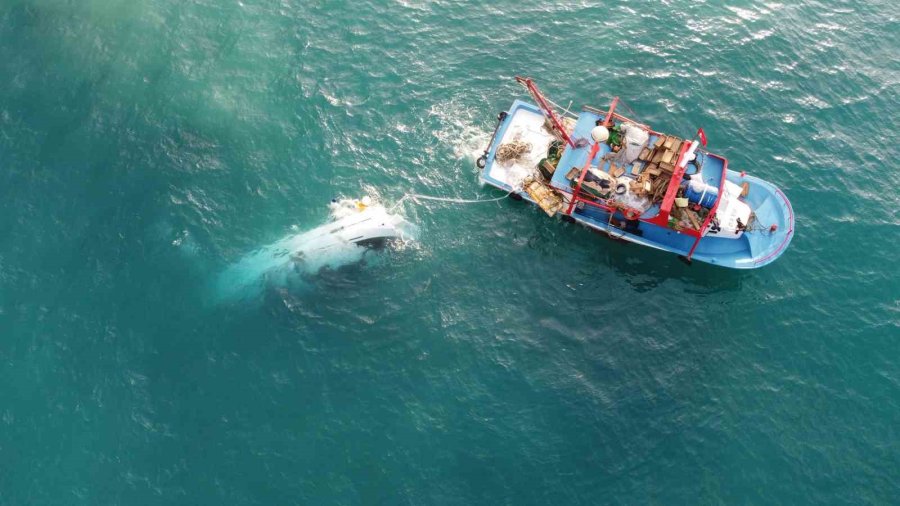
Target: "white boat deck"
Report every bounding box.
[487,107,555,191]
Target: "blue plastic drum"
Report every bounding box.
[685,181,718,208]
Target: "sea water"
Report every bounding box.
[0,1,897,504]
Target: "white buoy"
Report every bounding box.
[591,126,609,143]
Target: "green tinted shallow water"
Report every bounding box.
[1,1,898,504]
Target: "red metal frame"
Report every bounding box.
[564,97,620,215]
[518,81,728,256]
[564,142,599,215]
[515,76,575,148]
[567,133,730,255]
[685,156,728,259]
[645,141,693,228]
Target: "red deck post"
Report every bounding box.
[563,97,621,216]
[564,142,600,215]
[602,97,619,127]
[685,156,728,261]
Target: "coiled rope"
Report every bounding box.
[495,140,532,163]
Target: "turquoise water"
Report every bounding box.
[1,0,898,504]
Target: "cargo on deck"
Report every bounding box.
[477,77,794,269]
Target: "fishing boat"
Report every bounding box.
[476,77,794,268]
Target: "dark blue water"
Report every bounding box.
[1,1,898,504]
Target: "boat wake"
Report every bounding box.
[214,198,415,303]
[429,99,490,162]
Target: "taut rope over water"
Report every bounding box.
[390,191,513,212]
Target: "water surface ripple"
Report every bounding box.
[0,1,898,504]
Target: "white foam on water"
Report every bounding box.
[428,99,491,162]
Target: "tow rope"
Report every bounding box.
[390,191,513,212]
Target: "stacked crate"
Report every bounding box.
[630,134,688,202]
[639,135,686,176]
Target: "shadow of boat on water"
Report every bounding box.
[593,236,748,294]
[516,205,750,295]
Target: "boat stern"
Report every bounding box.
[479,100,557,193]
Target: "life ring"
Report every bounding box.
[623,208,641,221]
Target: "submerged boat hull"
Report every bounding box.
[215,200,413,301]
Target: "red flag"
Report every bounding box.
[697,128,708,147]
